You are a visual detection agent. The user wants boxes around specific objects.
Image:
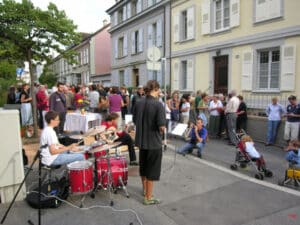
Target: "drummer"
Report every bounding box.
[40,110,85,166]
[100,112,138,166]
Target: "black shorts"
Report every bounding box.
[139,148,162,181]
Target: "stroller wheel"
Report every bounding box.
[230,164,238,170]
[255,173,264,180]
[264,169,273,178]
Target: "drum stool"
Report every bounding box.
[41,164,61,191]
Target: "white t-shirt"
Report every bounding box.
[40,126,59,166]
[209,100,223,116]
[181,102,190,117]
[245,142,260,159]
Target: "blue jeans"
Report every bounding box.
[177,142,205,156]
[51,152,85,166]
[285,151,300,166]
[267,120,280,144]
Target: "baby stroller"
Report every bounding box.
[230,131,273,180]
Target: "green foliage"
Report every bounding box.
[39,68,57,88]
[0,77,19,107]
[0,60,17,79]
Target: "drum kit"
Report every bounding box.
[66,126,129,206]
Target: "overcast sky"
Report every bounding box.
[17,0,116,33]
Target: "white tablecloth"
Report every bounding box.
[64,112,101,132]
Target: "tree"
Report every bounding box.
[0,0,81,137]
[39,68,57,88]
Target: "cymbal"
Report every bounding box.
[69,134,83,140]
[90,141,122,153]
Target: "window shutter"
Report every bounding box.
[230,0,240,27]
[148,24,153,47]
[173,13,180,42]
[138,28,143,52]
[241,51,253,91]
[137,0,142,13]
[280,45,296,91]
[127,3,131,19]
[156,19,162,47]
[269,0,281,18]
[255,0,267,22]
[123,5,127,21]
[131,32,136,54]
[124,69,130,86]
[187,59,194,90]
[123,34,128,56]
[148,0,153,7]
[114,39,118,58]
[114,12,118,25]
[187,7,195,40]
[201,0,210,35]
[173,61,180,90]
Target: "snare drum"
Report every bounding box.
[97,156,128,189]
[75,146,91,159]
[67,161,94,194]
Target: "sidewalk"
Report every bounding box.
[1,139,300,225]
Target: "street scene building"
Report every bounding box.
[171,0,300,109]
[49,22,111,86]
[106,0,171,87]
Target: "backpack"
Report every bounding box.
[26,177,69,209]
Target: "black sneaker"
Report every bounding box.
[197,153,202,158]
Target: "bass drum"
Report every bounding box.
[96,156,128,189]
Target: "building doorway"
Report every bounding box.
[214,55,228,95]
[132,68,139,87]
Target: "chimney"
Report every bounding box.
[103,19,108,27]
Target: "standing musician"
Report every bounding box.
[40,111,85,166]
[100,112,138,166]
[133,80,166,205]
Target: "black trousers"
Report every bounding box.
[116,132,136,162]
[54,112,66,135]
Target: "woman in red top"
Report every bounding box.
[101,112,138,166]
[74,86,84,109]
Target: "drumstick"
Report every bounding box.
[77,139,84,145]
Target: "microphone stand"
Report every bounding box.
[1,144,47,225]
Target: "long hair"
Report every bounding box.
[143,80,160,96]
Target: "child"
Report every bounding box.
[240,135,266,171]
[284,140,300,166]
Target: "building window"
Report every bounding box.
[134,31,138,53]
[256,48,280,90]
[152,23,157,46]
[181,60,187,90]
[118,37,124,57]
[181,10,188,40]
[214,0,230,31]
[118,9,123,23]
[119,70,124,85]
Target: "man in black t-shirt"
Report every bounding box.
[133,80,166,205]
[284,95,300,142]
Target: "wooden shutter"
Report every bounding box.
[201,0,210,35]
[255,0,267,22]
[123,5,127,21]
[131,32,136,54]
[230,0,240,27]
[280,45,296,91]
[156,19,162,47]
[269,0,281,18]
[173,61,180,90]
[187,7,195,40]
[241,51,253,91]
[123,34,128,56]
[127,3,131,19]
[187,59,194,90]
[138,28,143,52]
[137,0,142,13]
[173,13,180,42]
[114,39,118,58]
[113,11,118,25]
[148,0,153,7]
[148,24,153,48]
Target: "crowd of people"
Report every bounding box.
[5,81,300,204]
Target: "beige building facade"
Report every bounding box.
[171,0,300,108]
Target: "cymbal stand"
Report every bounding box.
[105,149,114,206]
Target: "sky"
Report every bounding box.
[17,0,116,33]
